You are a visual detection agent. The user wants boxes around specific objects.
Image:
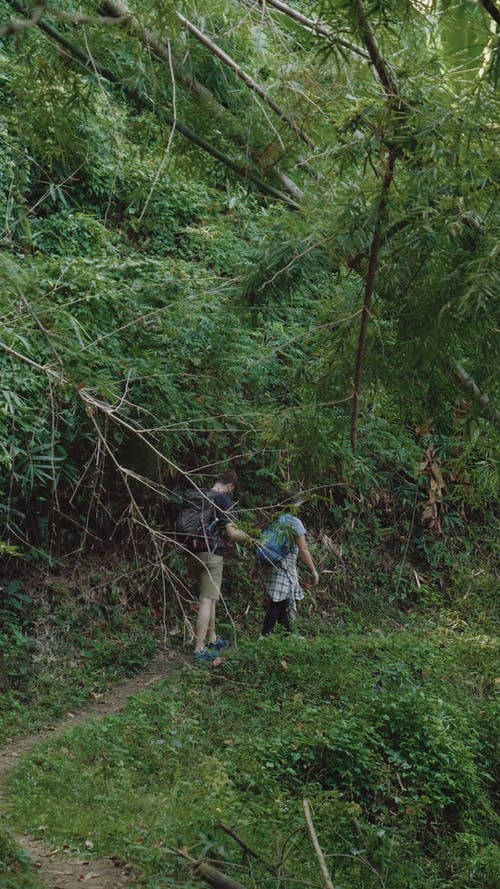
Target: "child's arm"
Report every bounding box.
[296,535,319,586]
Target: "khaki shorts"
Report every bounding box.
[189,552,224,600]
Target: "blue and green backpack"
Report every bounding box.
[255,519,296,566]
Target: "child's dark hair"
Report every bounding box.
[279,486,302,506]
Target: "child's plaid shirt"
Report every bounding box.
[261,552,304,610]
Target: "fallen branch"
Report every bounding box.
[217,822,278,875]
[176,848,248,889]
[302,798,336,889]
[451,361,500,429]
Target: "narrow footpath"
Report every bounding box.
[0,648,184,889]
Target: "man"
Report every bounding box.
[188,469,247,664]
[251,490,319,635]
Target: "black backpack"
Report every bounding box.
[175,488,219,552]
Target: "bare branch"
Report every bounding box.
[302,799,337,889]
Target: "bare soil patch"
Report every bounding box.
[17,836,132,889]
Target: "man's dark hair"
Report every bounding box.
[217,469,238,486]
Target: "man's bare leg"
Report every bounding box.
[207,599,217,645]
[195,597,212,652]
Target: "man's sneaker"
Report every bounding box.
[208,637,230,651]
[193,648,219,665]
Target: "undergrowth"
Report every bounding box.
[0,563,158,745]
[6,626,499,889]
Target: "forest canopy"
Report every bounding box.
[0,0,498,549]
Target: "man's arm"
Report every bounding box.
[225,522,247,543]
[211,493,247,543]
[296,534,319,586]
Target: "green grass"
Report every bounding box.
[0,605,158,745]
[6,626,499,889]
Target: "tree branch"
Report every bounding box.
[479,0,500,28]
[250,0,370,60]
[177,11,315,150]
[350,0,399,98]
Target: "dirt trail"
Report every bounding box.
[0,648,186,888]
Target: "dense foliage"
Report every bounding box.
[0,0,498,554]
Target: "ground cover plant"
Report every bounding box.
[6,625,499,889]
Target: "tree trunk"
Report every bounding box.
[349,0,401,451]
[350,151,397,452]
